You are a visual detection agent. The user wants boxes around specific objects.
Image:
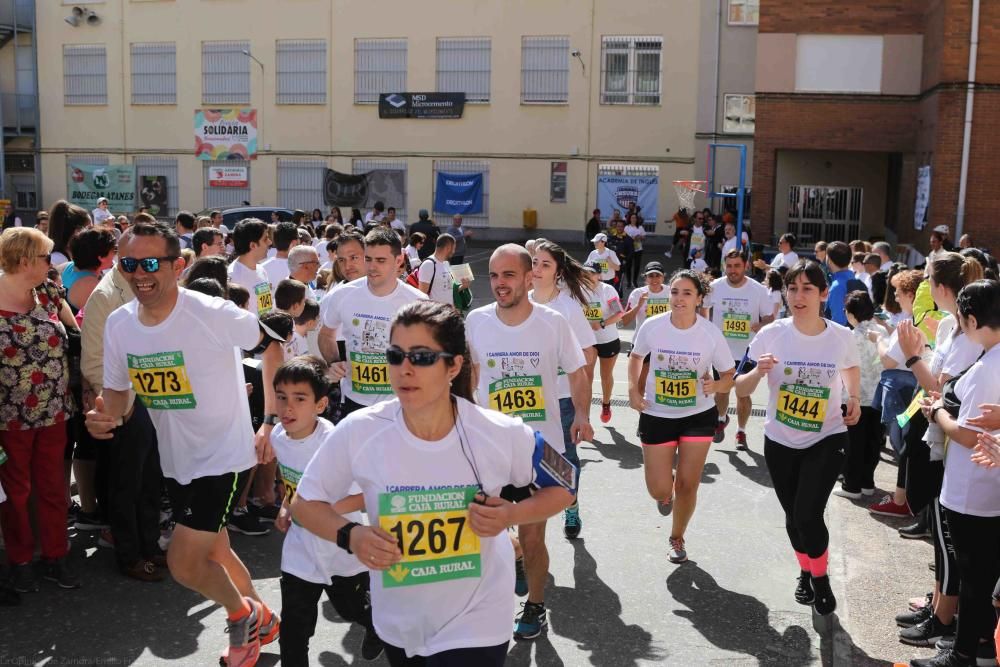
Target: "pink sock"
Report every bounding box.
[808,550,829,578]
[794,551,810,571]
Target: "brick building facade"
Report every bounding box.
[752,0,999,256]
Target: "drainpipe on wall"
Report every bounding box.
[954,0,980,241]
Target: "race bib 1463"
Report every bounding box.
[350,352,391,395]
[128,351,196,410]
[488,375,545,421]
[776,383,830,432]
[379,486,481,588]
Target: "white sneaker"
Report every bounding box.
[861,488,876,496]
[833,487,863,500]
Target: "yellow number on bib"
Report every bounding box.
[584,304,603,321]
[722,313,751,340]
[776,384,829,432]
[645,301,670,318]
[127,351,196,410]
[350,352,391,394]
[488,376,546,421]
[654,370,697,408]
[255,283,273,314]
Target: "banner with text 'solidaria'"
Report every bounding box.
[195,108,258,160]
[67,164,137,211]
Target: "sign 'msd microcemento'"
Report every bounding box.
[378,93,466,119]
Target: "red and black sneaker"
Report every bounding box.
[735,430,748,451]
[600,403,612,424]
[713,415,730,444]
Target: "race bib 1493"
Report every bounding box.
[379,486,481,588]
[722,312,751,340]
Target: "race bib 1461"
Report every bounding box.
[350,352,391,395]
[128,351,196,410]
[379,486,481,588]
[488,375,546,421]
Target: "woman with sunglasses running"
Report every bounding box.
[293,300,575,666]
[735,260,861,617]
[627,269,734,564]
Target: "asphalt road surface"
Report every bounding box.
[1,243,937,666]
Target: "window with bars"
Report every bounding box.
[134,157,179,217]
[353,159,408,223]
[354,39,407,104]
[433,160,489,227]
[131,42,176,105]
[728,0,760,26]
[521,36,570,104]
[64,44,107,105]
[278,159,326,211]
[723,94,755,134]
[203,160,250,209]
[202,40,250,105]
[436,38,491,104]
[600,36,661,105]
[276,40,326,105]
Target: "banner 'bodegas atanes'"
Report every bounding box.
[67,164,137,210]
[195,108,258,160]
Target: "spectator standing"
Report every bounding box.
[825,241,865,326]
[363,201,385,229]
[174,211,195,250]
[0,227,81,591]
[2,202,22,229]
[446,214,471,266]
[625,214,646,288]
[48,200,92,267]
[91,198,114,227]
[418,234,470,307]
[585,209,601,249]
[262,222,301,289]
[408,209,440,260]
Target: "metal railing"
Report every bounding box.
[786,185,862,243]
[1,92,37,135]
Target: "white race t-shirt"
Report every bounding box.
[747,319,860,449]
[705,277,773,361]
[466,303,586,453]
[228,259,274,316]
[626,285,671,331]
[690,258,709,273]
[92,207,114,225]
[103,289,258,484]
[418,257,454,306]
[295,398,538,657]
[273,418,366,583]
[404,246,421,270]
[585,249,619,281]
[721,232,749,261]
[624,225,645,251]
[319,277,426,406]
[631,315,734,419]
[688,225,706,252]
[930,315,983,379]
[770,251,800,270]
[530,289,597,400]
[581,281,622,345]
[262,256,291,290]
[943,344,1000,517]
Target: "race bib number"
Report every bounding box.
[722,312,751,340]
[654,369,697,408]
[776,383,830,432]
[584,302,603,321]
[690,231,706,249]
[278,463,301,501]
[645,300,670,318]
[488,376,545,421]
[255,283,273,314]
[597,260,610,274]
[128,351,196,410]
[896,389,927,429]
[379,486,481,588]
[350,352,391,395]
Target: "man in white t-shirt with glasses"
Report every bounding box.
[86,221,287,666]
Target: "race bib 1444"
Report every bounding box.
[776,383,830,432]
[127,351,196,410]
[488,375,546,421]
[379,486,481,588]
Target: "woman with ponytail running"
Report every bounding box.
[735,260,861,616]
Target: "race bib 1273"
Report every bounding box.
[379,486,481,588]
[127,351,196,410]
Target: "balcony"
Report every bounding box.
[2,92,37,137]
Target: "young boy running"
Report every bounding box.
[271,356,383,664]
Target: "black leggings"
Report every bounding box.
[764,434,846,558]
[945,508,1000,658]
[843,406,883,491]
[279,570,374,667]
[384,641,509,667]
[931,497,959,596]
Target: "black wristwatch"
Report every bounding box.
[262,414,279,426]
[904,355,922,369]
[336,521,360,553]
[930,406,942,424]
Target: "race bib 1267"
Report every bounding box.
[127,351,196,410]
[350,352,391,395]
[379,486,481,588]
[488,375,545,421]
[776,383,830,432]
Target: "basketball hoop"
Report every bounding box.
[673,180,707,214]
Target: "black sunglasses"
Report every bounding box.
[120,256,177,274]
[385,346,455,367]
[37,253,52,264]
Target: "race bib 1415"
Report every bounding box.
[379,486,481,588]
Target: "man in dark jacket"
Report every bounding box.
[408,209,440,260]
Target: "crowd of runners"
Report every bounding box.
[0,200,999,667]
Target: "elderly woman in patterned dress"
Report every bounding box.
[0,227,80,592]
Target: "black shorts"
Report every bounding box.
[165,469,251,533]
[637,407,719,446]
[500,484,533,503]
[594,339,621,359]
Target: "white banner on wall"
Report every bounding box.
[914,165,931,230]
